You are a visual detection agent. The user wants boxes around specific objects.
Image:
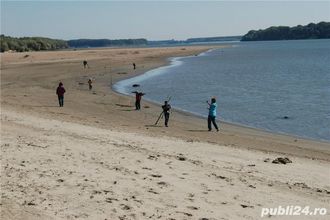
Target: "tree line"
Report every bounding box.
[241,22,330,41]
[2,22,329,52]
[0,35,69,52]
[67,38,148,48]
[0,36,148,52]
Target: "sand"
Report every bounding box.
[1,46,330,219]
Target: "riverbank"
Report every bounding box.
[1,46,330,219]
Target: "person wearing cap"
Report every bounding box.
[56,82,66,107]
[207,97,219,131]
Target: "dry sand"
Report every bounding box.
[1,46,330,219]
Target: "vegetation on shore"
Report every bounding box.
[241,22,330,41]
[67,38,148,48]
[2,21,329,52]
[0,36,148,52]
[0,35,68,52]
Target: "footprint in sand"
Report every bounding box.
[92,190,102,195]
[316,188,330,194]
[186,193,195,202]
[147,155,159,160]
[210,173,231,183]
[157,181,168,187]
[105,198,118,203]
[148,188,159,194]
[176,211,193,217]
[241,204,254,208]
[199,218,218,220]
[176,155,187,161]
[118,215,127,220]
[150,174,162,178]
[187,206,199,210]
[24,201,36,206]
[131,196,143,204]
[120,204,131,210]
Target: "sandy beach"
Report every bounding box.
[1,46,330,220]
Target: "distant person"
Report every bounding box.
[132,91,145,110]
[83,60,88,68]
[133,63,136,70]
[88,78,93,90]
[207,97,219,131]
[56,82,66,107]
[162,101,171,127]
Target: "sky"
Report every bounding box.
[1,1,330,40]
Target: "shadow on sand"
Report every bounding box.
[116,104,134,108]
[145,124,163,128]
[29,105,60,108]
[186,129,209,132]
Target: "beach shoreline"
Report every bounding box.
[1,45,330,159]
[1,45,330,219]
[109,47,330,159]
[111,50,330,145]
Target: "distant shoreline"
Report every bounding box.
[241,21,330,41]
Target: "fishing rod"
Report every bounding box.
[154,96,172,125]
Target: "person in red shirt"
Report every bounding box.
[56,82,66,107]
[132,91,145,110]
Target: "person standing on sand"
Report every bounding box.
[83,60,88,68]
[132,91,145,110]
[88,78,93,90]
[162,101,171,127]
[56,82,66,107]
[133,63,136,70]
[207,97,219,131]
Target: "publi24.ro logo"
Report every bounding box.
[261,206,327,217]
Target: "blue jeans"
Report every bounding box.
[58,95,64,107]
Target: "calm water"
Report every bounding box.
[114,39,330,141]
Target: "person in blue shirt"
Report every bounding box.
[207,97,219,132]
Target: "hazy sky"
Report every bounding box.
[1,1,330,40]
